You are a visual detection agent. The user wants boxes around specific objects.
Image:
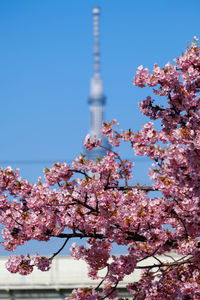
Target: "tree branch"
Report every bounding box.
[106,185,156,191]
[53,232,105,239]
[50,237,69,259]
[135,257,191,270]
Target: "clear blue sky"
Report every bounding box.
[0,0,199,255]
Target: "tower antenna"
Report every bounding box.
[93,7,100,76]
[85,7,110,160]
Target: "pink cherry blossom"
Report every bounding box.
[84,134,102,150]
[33,255,52,271]
[6,255,33,275]
[1,40,200,298]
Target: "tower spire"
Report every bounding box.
[93,7,100,75]
[86,7,110,161]
[90,7,104,100]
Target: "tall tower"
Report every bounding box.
[86,7,110,160]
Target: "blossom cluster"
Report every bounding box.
[83,134,102,150]
[6,254,52,275]
[1,40,200,298]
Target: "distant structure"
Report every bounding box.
[86,7,110,160]
[0,253,180,299]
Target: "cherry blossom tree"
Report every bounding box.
[1,39,200,299]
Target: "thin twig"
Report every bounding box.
[50,237,69,259]
[135,258,191,270]
[95,265,109,290]
[106,185,156,191]
[103,280,119,299]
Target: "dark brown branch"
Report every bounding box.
[50,237,69,259]
[46,197,98,214]
[72,198,97,213]
[171,208,189,238]
[95,265,109,290]
[138,247,160,263]
[135,257,191,270]
[103,280,119,299]
[54,232,105,239]
[106,185,156,192]
[126,232,147,242]
[53,231,147,242]
[69,169,92,180]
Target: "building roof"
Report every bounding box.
[0,252,181,291]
